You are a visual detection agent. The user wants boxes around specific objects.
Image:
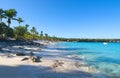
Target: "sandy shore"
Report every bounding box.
[0,41,110,78]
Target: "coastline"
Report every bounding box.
[0,40,110,78]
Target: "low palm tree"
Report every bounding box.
[5,9,17,27]
[40,31,44,40]
[45,33,48,40]
[30,27,37,39]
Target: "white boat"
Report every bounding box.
[103,42,108,45]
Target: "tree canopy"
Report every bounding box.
[5,9,17,27]
[0,8,59,41]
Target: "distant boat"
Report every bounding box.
[103,42,108,45]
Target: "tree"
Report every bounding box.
[24,32,32,40]
[25,24,29,28]
[30,27,36,34]
[0,8,5,23]
[0,22,14,38]
[5,27,14,37]
[5,9,17,26]
[14,26,28,39]
[40,31,43,40]
[0,22,7,38]
[30,27,38,39]
[17,17,24,26]
[44,33,48,40]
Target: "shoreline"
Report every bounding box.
[0,40,110,78]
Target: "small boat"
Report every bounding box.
[103,42,108,45]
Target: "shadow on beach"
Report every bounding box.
[0,65,93,78]
[0,40,113,78]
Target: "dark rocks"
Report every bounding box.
[21,55,41,62]
[16,53,26,56]
[30,56,41,62]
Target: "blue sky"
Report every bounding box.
[0,0,120,38]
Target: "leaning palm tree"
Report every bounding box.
[0,8,5,23]
[17,17,24,26]
[5,9,17,27]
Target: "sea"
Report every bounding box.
[55,42,120,78]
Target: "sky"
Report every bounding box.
[0,0,120,38]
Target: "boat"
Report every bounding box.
[103,42,108,45]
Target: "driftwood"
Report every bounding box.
[21,57,29,61]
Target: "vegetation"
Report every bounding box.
[0,8,59,41]
[0,8,120,42]
[14,26,28,39]
[30,27,38,40]
[5,9,17,27]
[0,8,5,23]
[17,17,24,26]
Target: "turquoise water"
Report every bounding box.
[57,42,120,77]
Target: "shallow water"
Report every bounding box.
[56,42,120,77]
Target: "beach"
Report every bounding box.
[0,40,110,78]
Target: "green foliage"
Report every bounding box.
[44,33,48,40]
[0,22,14,38]
[14,26,28,39]
[0,22,7,37]
[24,32,32,40]
[0,8,62,41]
[39,31,43,40]
[30,27,38,40]
[5,9,17,26]
[0,8,5,22]
[5,27,14,37]
[17,17,24,26]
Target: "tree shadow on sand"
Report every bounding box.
[0,65,101,78]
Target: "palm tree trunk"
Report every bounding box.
[8,23,10,27]
[0,18,2,23]
[7,18,11,27]
[19,22,20,26]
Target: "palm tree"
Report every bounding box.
[45,33,48,40]
[0,8,5,23]
[30,27,37,39]
[5,9,17,26]
[17,17,24,26]
[40,31,44,40]
[30,27,36,35]
[25,24,29,28]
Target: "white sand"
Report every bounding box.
[0,42,109,78]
